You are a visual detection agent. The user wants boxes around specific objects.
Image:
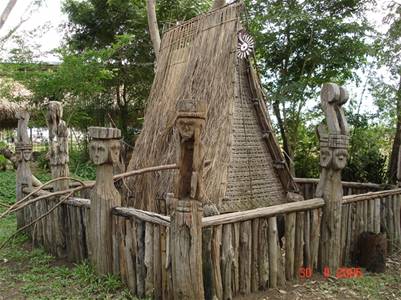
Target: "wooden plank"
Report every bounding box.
[258,218,269,290]
[239,221,252,294]
[153,225,161,299]
[136,220,146,298]
[285,212,296,280]
[310,209,321,270]
[304,211,311,268]
[144,223,154,298]
[374,198,381,234]
[112,215,120,275]
[343,189,401,204]
[113,207,170,227]
[340,204,348,265]
[212,226,223,300]
[268,217,278,288]
[221,224,233,300]
[125,219,137,293]
[232,222,240,296]
[203,198,324,227]
[251,219,259,292]
[294,212,304,278]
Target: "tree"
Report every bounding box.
[0,0,18,30]
[375,2,401,183]
[62,0,212,142]
[147,0,160,61]
[245,0,374,174]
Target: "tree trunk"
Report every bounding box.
[0,0,18,30]
[272,100,295,175]
[388,77,401,184]
[146,0,160,62]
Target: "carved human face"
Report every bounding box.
[22,150,32,161]
[332,149,348,170]
[320,148,332,168]
[176,118,196,140]
[109,140,121,163]
[90,140,120,165]
[90,140,108,165]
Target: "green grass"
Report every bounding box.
[0,170,136,299]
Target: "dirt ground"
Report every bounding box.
[235,251,401,300]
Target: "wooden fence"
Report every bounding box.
[14,96,401,299]
[20,186,401,299]
[295,178,392,199]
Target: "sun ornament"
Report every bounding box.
[237,30,255,59]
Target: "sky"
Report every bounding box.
[0,0,398,114]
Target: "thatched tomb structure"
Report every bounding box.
[127,2,299,213]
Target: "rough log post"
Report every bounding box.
[15,111,33,229]
[316,83,350,272]
[89,127,122,275]
[397,145,401,188]
[46,101,70,257]
[170,99,206,299]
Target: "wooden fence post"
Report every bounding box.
[46,101,69,257]
[15,111,32,229]
[316,83,350,273]
[170,99,206,299]
[89,127,122,275]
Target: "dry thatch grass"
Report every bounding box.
[0,79,29,129]
[126,2,289,213]
[0,100,23,129]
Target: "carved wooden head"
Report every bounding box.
[332,148,348,170]
[90,140,120,165]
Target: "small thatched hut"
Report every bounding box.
[127,1,299,213]
[0,79,30,129]
[0,100,24,129]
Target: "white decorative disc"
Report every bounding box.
[237,30,255,59]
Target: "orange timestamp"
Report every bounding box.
[299,267,363,279]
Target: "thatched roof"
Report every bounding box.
[0,100,23,129]
[0,79,29,129]
[127,2,298,213]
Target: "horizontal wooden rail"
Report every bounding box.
[342,188,401,204]
[202,198,325,227]
[112,207,171,227]
[294,177,392,190]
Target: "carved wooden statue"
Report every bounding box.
[89,127,122,275]
[170,99,206,299]
[316,83,350,272]
[15,111,33,229]
[47,101,69,190]
[46,101,70,257]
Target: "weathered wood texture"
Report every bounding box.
[89,127,122,275]
[22,184,401,299]
[169,99,206,299]
[15,111,33,230]
[46,101,69,257]
[317,83,350,272]
[295,178,390,200]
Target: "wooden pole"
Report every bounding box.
[170,99,206,299]
[89,127,122,275]
[317,83,350,272]
[15,111,33,230]
[46,101,70,257]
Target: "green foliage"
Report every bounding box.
[0,170,134,298]
[294,123,320,178]
[343,114,389,184]
[69,147,96,180]
[244,0,374,170]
